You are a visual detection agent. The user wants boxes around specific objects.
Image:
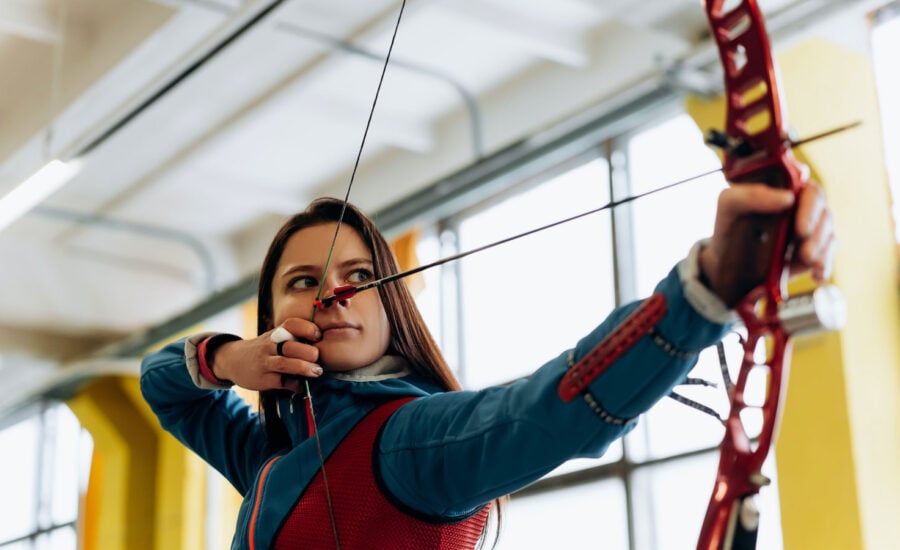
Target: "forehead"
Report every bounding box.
[281,222,371,265]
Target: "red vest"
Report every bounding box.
[275,398,490,549]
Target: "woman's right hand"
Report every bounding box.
[210,318,323,392]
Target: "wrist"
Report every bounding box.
[198,334,241,386]
[677,240,738,326]
[697,245,714,289]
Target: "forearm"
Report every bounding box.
[140,336,271,494]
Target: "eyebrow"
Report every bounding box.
[279,257,373,279]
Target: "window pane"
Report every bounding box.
[35,526,75,550]
[873,13,900,240]
[628,114,727,297]
[631,450,782,550]
[458,158,614,388]
[0,417,39,541]
[412,230,443,346]
[501,478,629,549]
[49,406,86,526]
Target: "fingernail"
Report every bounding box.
[312,366,324,376]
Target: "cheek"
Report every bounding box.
[272,293,313,325]
[373,302,392,350]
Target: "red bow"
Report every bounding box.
[698,1,844,547]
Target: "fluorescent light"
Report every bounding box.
[0,159,81,232]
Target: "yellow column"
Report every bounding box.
[123,377,208,550]
[69,376,208,550]
[686,38,900,549]
[68,378,158,550]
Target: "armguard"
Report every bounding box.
[558,293,668,402]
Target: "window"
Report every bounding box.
[0,404,91,550]
[412,110,784,549]
[456,157,614,388]
[872,3,900,240]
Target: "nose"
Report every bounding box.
[315,284,356,310]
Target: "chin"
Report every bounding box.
[319,347,379,372]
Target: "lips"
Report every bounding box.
[319,321,359,335]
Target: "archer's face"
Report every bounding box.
[271,223,391,372]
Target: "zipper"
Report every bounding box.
[248,455,281,550]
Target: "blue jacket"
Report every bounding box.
[140,261,730,548]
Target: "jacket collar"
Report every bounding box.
[327,355,411,382]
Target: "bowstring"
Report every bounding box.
[304,2,409,548]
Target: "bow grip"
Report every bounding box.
[712,150,806,307]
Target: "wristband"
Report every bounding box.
[197,334,241,387]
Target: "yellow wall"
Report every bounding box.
[686,37,900,549]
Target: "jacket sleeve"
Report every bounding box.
[140,335,271,496]
[377,248,732,519]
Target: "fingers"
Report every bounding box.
[789,184,836,281]
[266,318,323,382]
[705,182,836,301]
[280,317,322,343]
[794,184,826,238]
[718,184,795,218]
[270,342,323,378]
[795,207,836,281]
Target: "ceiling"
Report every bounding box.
[0,0,888,416]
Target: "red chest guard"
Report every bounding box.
[275,398,490,549]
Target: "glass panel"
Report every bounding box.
[628,114,727,298]
[78,428,94,495]
[872,13,900,240]
[0,416,40,541]
[34,526,76,550]
[872,12,900,242]
[49,406,84,526]
[412,230,443,345]
[501,478,629,549]
[631,450,782,550]
[458,158,615,388]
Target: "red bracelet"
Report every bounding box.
[197,336,230,386]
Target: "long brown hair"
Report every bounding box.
[257,198,503,547]
[257,198,461,447]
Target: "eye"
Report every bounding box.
[289,275,318,290]
[347,268,374,284]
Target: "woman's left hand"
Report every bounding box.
[699,182,836,303]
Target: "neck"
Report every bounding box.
[328,355,410,382]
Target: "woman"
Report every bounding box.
[141,184,834,549]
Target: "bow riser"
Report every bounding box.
[699,1,808,548]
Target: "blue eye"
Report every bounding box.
[290,276,318,290]
[348,269,373,284]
